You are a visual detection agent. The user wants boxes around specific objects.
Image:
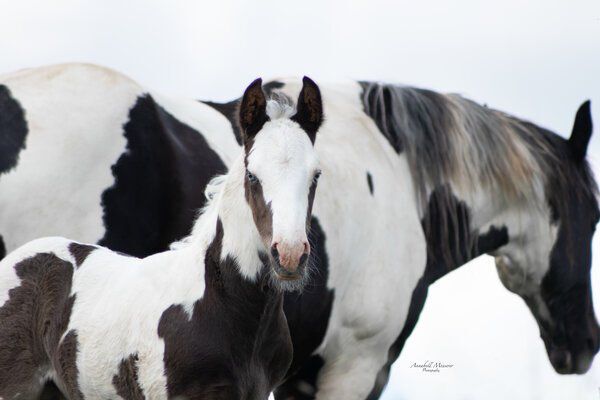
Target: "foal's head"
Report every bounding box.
[238,77,323,290]
[494,102,599,374]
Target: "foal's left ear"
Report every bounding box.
[291,76,323,144]
[239,78,268,143]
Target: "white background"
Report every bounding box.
[1,1,599,398]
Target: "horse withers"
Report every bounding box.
[0,77,324,399]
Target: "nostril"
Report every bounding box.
[303,241,310,254]
[550,349,572,373]
[271,243,279,259]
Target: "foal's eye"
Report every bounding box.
[312,170,322,185]
[247,171,259,184]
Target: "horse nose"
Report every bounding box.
[271,241,310,274]
[549,348,573,374]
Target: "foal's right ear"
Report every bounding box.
[239,78,268,144]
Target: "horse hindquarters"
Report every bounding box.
[0,247,79,399]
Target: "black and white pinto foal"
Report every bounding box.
[0,78,324,399]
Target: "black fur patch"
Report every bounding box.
[0,235,5,260]
[158,219,292,399]
[0,85,28,174]
[359,82,403,153]
[56,330,83,400]
[39,381,66,400]
[112,353,145,399]
[275,355,324,400]
[274,217,334,400]
[202,99,243,144]
[539,163,599,373]
[68,242,96,267]
[0,253,81,399]
[99,95,227,257]
[367,187,508,398]
[366,172,374,195]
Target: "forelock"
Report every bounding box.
[266,93,296,120]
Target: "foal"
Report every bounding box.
[0,77,323,399]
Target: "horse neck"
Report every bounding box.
[200,157,285,342]
[190,154,267,284]
[420,184,512,284]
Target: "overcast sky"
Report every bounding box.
[1,1,599,399]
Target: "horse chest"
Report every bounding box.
[158,285,292,400]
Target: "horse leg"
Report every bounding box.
[274,355,325,399]
[313,240,426,400]
[312,348,388,400]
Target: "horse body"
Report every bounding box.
[0,64,598,399]
[0,63,234,257]
[0,186,292,400]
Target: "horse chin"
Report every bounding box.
[268,260,309,292]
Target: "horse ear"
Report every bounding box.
[568,100,593,162]
[239,78,268,143]
[291,76,323,144]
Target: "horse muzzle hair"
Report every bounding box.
[270,239,310,280]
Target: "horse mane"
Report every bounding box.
[170,174,228,250]
[361,81,598,204]
[360,81,598,262]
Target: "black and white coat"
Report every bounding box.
[0,64,597,399]
[0,76,329,399]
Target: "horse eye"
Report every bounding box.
[312,170,322,185]
[247,171,259,184]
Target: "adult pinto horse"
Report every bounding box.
[0,64,597,399]
[0,77,324,399]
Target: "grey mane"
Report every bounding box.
[266,92,296,120]
[359,81,598,262]
[360,82,597,207]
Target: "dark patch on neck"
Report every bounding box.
[112,353,145,399]
[0,253,82,399]
[99,94,227,257]
[68,242,96,267]
[366,172,374,195]
[158,218,292,399]
[202,80,285,147]
[0,85,28,174]
[366,187,508,398]
[421,187,508,278]
[274,217,334,400]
